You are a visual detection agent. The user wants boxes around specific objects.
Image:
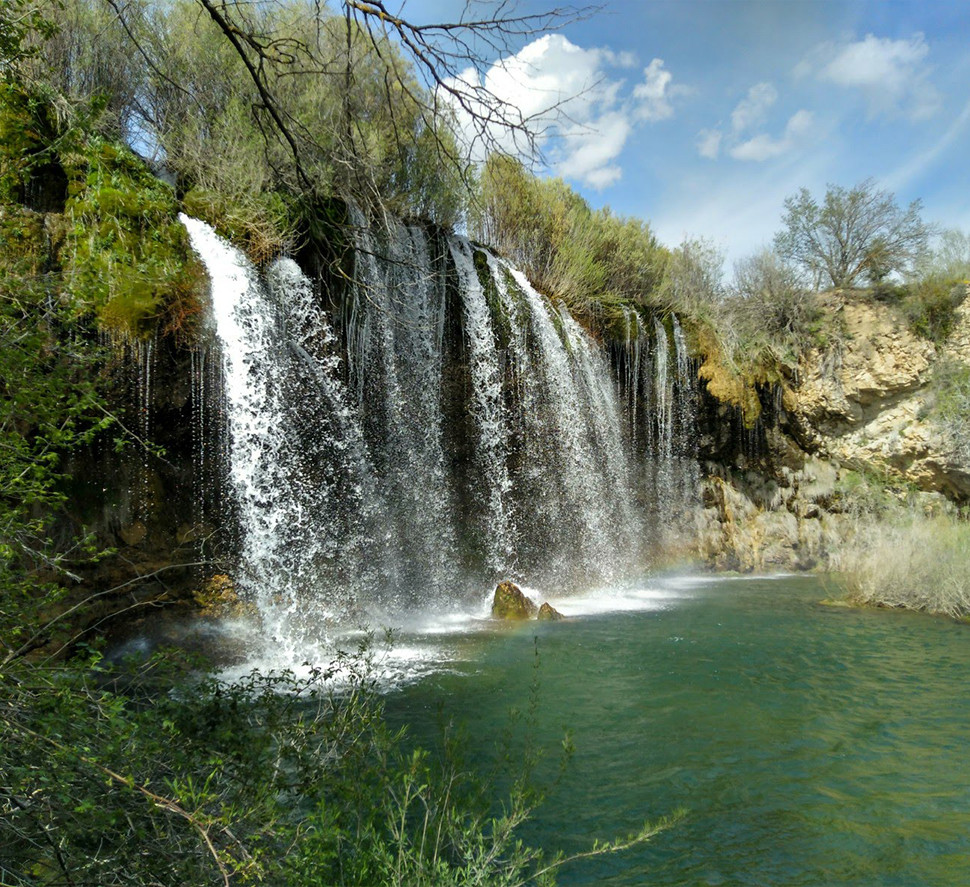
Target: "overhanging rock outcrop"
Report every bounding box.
[786,291,970,501]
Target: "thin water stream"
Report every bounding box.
[382,574,970,886]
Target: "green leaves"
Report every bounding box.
[774,179,931,289]
[470,154,667,326]
[0,656,555,887]
[61,139,200,340]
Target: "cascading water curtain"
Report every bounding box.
[184,211,697,648]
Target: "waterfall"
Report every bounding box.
[344,214,464,606]
[495,265,644,582]
[182,213,700,644]
[181,216,377,651]
[670,317,701,529]
[448,238,514,575]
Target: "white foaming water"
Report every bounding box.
[181,215,375,661]
[448,237,515,574]
[502,265,643,582]
[346,212,463,605]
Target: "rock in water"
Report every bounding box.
[537,602,564,621]
[492,580,537,620]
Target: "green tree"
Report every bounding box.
[0,0,56,70]
[774,179,930,289]
[659,236,724,316]
[913,227,970,283]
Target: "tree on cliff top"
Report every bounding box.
[774,179,930,289]
[93,0,590,232]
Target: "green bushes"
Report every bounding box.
[0,69,203,341]
[925,358,970,459]
[727,248,822,363]
[899,276,967,344]
[61,140,202,340]
[0,649,669,886]
[149,0,466,232]
[469,155,667,324]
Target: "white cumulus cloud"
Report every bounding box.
[633,58,677,122]
[800,33,941,120]
[441,35,682,189]
[731,82,778,134]
[729,110,814,162]
[698,81,812,163]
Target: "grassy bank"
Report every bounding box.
[836,511,970,619]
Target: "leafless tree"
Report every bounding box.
[105,0,593,211]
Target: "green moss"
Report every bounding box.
[499,267,528,319]
[0,81,58,203]
[473,248,512,351]
[0,206,48,279]
[182,187,296,266]
[62,139,201,340]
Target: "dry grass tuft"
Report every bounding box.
[837,514,970,618]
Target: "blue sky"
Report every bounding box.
[403,0,970,268]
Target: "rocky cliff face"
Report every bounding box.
[697,289,970,572]
[789,292,970,499]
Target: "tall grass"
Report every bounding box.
[838,513,970,618]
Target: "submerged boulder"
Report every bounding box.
[491,581,537,620]
[537,602,564,621]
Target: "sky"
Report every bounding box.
[398,0,970,269]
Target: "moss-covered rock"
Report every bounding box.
[193,574,254,619]
[537,602,564,621]
[62,140,203,340]
[491,580,537,620]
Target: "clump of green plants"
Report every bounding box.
[828,466,920,518]
[925,358,970,459]
[469,155,668,329]
[181,187,298,267]
[62,139,201,340]
[900,276,967,344]
[0,644,674,887]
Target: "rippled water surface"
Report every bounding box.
[382,574,970,886]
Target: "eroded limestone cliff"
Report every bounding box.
[697,288,970,572]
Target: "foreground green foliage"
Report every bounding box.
[0,649,671,887]
[0,202,112,663]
